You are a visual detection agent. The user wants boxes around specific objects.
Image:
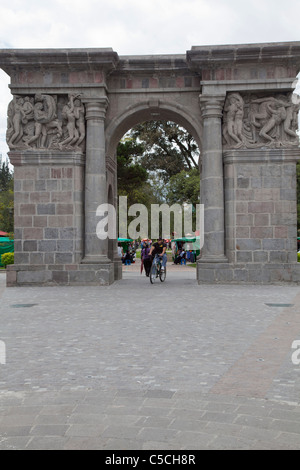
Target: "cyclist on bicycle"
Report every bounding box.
[149,237,167,271]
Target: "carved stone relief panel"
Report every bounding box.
[6,93,86,151]
[222,92,300,150]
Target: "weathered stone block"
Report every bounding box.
[38,167,50,179]
[17,270,52,284]
[37,204,56,215]
[262,239,285,251]
[253,188,280,202]
[14,253,29,264]
[280,189,296,201]
[197,265,217,283]
[35,180,46,191]
[38,240,57,252]
[44,253,55,264]
[254,214,269,226]
[248,202,274,214]
[15,215,33,227]
[48,215,73,227]
[253,251,268,262]
[20,204,36,215]
[44,228,59,239]
[23,228,43,240]
[274,226,288,238]
[236,239,262,251]
[57,240,74,252]
[23,240,37,251]
[263,176,282,188]
[233,268,249,282]
[51,191,73,203]
[33,216,48,227]
[30,192,50,203]
[55,253,74,264]
[46,180,58,191]
[30,253,44,264]
[56,204,74,215]
[216,266,233,282]
[250,227,273,238]
[235,201,248,213]
[236,214,253,226]
[52,271,69,284]
[236,227,250,238]
[236,251,253,262]
[271,213,295,225]
[6,267,17,287]
[236,189,254,201]
[269,251,288,263]
[237,177,249,188]
[250,177,263,189]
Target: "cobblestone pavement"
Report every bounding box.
[0,265,300,450]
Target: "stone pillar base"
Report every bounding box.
[197,261,300,284]
[6,262,115,287]
[114,259,123,281]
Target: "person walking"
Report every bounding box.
[141,242,152,277]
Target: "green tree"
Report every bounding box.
[130,121,199,184]
[297,161,300,230]
[117,124,201,238]
[164,168,200,235]
[117,138,150,207]
[0,160,13,192]
[165,168,200,206]
[117,137,161,237]
[0,160,14,233]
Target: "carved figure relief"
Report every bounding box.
[223,92,300,149]
[6,93,86,151]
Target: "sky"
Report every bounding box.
[0,0,300,163]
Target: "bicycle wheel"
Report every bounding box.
[159,266,166,282]
[150,261,157,284]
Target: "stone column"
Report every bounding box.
[199,94,227,262]
[82,98,110,263]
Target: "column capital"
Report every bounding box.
[83,97,109,121]
[199,94,226,119]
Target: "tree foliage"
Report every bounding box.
[0,160,13,192]
[165,168,200,206]
[297,162,300,230]
[130,121,200,184]
[117,138,158,207]
[0,160,14,233]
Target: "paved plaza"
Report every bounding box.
[0,263,300,450]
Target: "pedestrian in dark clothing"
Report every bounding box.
[141,243,152,277]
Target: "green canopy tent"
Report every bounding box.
[118,238,133,252]
[171,236,200,261]
[0,237,14,267]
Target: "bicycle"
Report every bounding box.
[150,254,166,284]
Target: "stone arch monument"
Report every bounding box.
[0,42,300,286]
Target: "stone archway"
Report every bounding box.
[0,42,300,286]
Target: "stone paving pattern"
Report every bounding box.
[0,265,300,450]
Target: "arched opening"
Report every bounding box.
[106,104,202,282]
